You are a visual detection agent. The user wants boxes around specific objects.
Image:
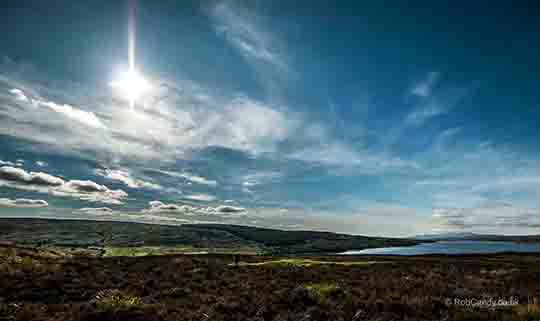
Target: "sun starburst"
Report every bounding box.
[109,68,150,109]
[109,0,150,110]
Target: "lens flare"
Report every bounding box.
[110,0,149,110]
[109,68,150,110]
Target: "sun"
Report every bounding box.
[109,68,151,109]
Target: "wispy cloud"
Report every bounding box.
[38,99,105,129]
[288,141,420,173]
[470,176,540,195]
[8,88,28,102]
[405,73,470,126]
[150,169,218,186]
[404,103,447,126]
[0,160,22,167]
[76,207,114,215]
[210,1,287,71]
[95,168,162,190]
[35,161,47,167]
[184,193,216,202]
[1,58,414,181]
[411,71,439,97]
[407,135,540,216]
[241,170,283,186]
[1,66,298,160]
[431,201,540,234]
[8,88,105,129]
[0,198,48,208]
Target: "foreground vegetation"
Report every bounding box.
[1,244,540,321]
[234,258,380,267]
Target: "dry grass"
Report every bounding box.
[514,303,540,320]
[234,258,380,267]
[304,282,343,303]
[95,289,142,310]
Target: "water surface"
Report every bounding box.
[342,240,540,255]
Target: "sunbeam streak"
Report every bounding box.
[110,0,150,110]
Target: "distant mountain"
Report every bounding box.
[414,232,479,240]
[414,232,540,243]
[0,218,422,254]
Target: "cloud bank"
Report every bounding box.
[0,166,127,204]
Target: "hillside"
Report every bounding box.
[0,218,421,254]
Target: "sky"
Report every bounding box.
[0,0,539,236]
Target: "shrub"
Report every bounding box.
[94,289,141,310]
[304,282,343,303]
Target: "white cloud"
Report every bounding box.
[77,207,114,215]
[0,198,48,208]
[38,100,105,129]
[0,166,127,205]
[95,168,162,190]
[0,166,64,186]
[35,161,47,167]
[0,160,18,166]
[9,88,29,101]
[204,97,295,153]
[144,200,195,213]
[7,87,105,129]
[142,200,245,215]
[184,193,216,202]
[215,205,245,213]
[150,169,218,186]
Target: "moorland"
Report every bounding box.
[1,218,540,321]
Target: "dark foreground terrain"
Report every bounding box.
[1,245,540,321]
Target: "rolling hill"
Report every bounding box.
[0,218,421,254]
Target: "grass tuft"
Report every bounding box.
[95,289,141,310]
[304,282,342,303]
[514,303,540,321]
[234,258,378,267]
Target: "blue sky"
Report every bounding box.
[0,0,539,236]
